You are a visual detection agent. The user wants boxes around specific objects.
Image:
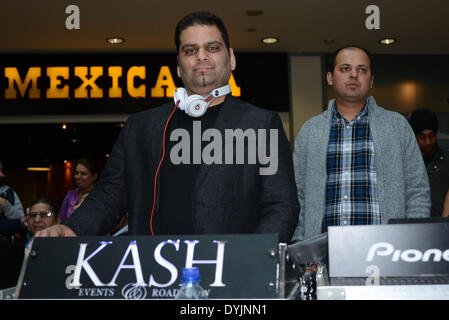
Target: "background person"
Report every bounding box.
[292,45,430,242]
[0,160,25,221]
[26,198,60,247]
[409,108,449,217]
[60,158,99,222]
[0,159,26,245]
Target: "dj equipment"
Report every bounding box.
[389,217,449,224]
[9,221,449,300]
[327,223,449,286]
[281,222,449,300]
[14,234,279,299]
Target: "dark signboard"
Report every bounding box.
[0,52,289,116]
[17,234,279,299]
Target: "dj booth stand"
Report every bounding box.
[316,284,449,300]
[282,222,449,300]
[4,222,449,300]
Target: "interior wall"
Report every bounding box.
[325,54,449,115]
[289,55,324,143]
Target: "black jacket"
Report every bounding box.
[64,96,299,243]
[426,147,449,217]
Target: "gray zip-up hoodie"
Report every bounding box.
[292,96,430,242]
[0,184,25,219]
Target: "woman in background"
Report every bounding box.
[60,158,99,222]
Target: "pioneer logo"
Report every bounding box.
[366,242,449,263]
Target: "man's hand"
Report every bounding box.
[35,224,77,237]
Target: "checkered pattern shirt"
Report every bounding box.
[322,103,380,232]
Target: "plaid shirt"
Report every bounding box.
[322,103,380,232]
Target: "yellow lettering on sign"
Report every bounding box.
[4,67,41,99]
[151,66,177,98]
[2,65,242,100]
[74,66,103,98]
[46,67,69,98]
[108,66,122,98]
[229,72,241,97]
[127,66,146,98]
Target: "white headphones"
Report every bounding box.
[174,84,231,118]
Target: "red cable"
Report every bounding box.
[150,102,179,236]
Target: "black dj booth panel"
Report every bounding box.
[328,223,449,286]
[17,234,279,299]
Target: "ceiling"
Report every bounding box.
[0,0,448,55]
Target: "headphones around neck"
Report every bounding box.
[173,84,231,118]
[150,84,231,235]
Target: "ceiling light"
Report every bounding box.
[26,160,50,172]
[26,154,50,172]
[27,167,51,172]
[261,37,279,45]
[106,37,125,45]
[379,38,397,45]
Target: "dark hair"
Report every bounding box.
[30,198,58,217]
[174,11,230,52]
[74,158,99,176]
[328,45,374,76]
[409,108,439,134]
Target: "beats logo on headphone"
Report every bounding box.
[174,84,231,118]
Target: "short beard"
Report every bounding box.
[201,72,206,88]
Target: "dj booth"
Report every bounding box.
[14,234,280,299]
[4,219,449,300]
[285,219,449,300]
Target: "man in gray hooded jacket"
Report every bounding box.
[292,45,430,242]
[0,160,24,221]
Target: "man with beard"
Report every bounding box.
[36,11,299,243]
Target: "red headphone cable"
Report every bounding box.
[150,101,179,236]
